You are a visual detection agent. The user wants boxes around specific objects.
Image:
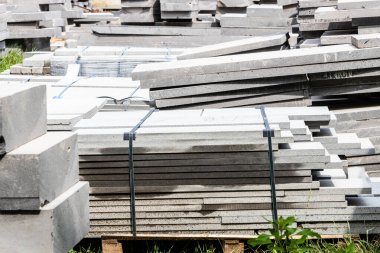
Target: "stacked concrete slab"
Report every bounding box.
[69,23,251,48]
[49,46,181,77]
[5,0,82,40]
[72,107,380,236]
[298,0,340,39]
[160,0,199,20]
[0,83,89,252]
[330,106,380,178]
[298,0,380,40]
[307,34,380,99]
[131,40,380,109]
[220,0,296,36]
[13,46,180,77]
[335,0,380,35]
[120,0,160,24]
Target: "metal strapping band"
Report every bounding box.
[259,106,278,229]
[123,109,156,236]
[53,78,81,99]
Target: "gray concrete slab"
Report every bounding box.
[352,33,380,48]
[0,84,47,153]
[0,132,79,210]
[338,0,380,10]
[138,58,380,89]
[132,44,380,81]
[92,25,221,36]
[321,30,356,45]
[0,182,89,253]
[177,33,287,60]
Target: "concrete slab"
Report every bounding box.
[320,30,356,45]
[352,33,380,48]
[358,25,380,34]
[0,132,79,210]
[338,0,380,10]
[0,84,47,153]
[133,44,378,81]
[176,34,287,60]
[0,182,89,253]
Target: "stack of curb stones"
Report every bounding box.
[0,83,89,252]
[220,0,296,36]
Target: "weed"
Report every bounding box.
[247,216,321,253]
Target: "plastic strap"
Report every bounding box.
[123,108,156,236]
[259,106,278,229]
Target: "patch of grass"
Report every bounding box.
[0,48,23,73]
[312,237,380,253]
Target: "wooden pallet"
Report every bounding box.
[100,233,358,253]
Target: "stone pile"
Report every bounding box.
[0,83,89,252]
[5,0,82,40]
[220,0,296,36]
[72,106,380,236]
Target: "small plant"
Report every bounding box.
[147,242,173,253]
[0,48,23,73]
[247,216,321,253]
[68,245,101,253]
[195,242,216,253]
